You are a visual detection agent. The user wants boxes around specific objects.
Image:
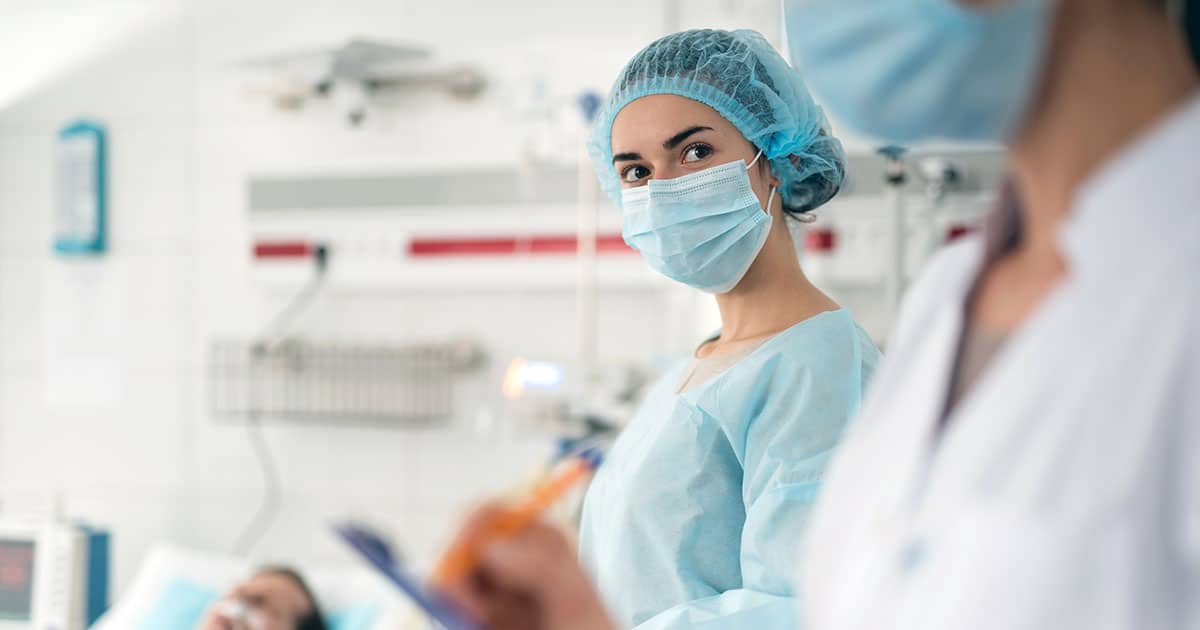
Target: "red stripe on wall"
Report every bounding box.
[254,242,313,259]
[409,234,633,257]
[805,228,837,252]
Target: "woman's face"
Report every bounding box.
[610,94,779,213]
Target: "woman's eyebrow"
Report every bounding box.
[612,125,713,163]
[663,125,713,150]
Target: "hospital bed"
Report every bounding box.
[90,545,417,629]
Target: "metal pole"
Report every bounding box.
[879,146,908,323]
[576,93,602,406]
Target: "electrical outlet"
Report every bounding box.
[805,192,990,290]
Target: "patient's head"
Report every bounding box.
[197,567,328,630]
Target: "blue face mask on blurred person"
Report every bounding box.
[621,152,774,294]
[784,0,1053,143]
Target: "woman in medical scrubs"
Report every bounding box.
[577,28,879,630]
[447,28,880,630]
[442,1,1200,629]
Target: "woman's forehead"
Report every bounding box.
[611,95,738,150]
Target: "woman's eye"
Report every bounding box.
[683,144,713,163]
[622,165,650,183]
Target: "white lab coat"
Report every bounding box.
[802,93,1200,630]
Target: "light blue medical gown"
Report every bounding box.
[579,308,879,629]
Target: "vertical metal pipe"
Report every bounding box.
[879,146,908,327]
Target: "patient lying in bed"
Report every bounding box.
[197,567,329,630]
[92,544,405,629]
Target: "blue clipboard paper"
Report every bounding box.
[335,523,480,630]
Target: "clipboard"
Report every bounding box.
[334,523,480,630]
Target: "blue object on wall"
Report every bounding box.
[83,526,111,625]
[54,120,107,255]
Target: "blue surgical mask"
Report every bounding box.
[784,0,1053,143]
[621,153,775,294]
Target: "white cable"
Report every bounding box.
[231,358,283,557]
[233,253,327,555]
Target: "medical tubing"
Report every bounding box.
[232,246,329,555]
[231,365,284,556]
[256,244,329,351]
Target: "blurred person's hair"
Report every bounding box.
[257,566,329,630]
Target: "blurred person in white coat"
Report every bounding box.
[785,0,1200,627]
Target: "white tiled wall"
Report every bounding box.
[0,0,791,596]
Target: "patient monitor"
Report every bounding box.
[0,522,108,630]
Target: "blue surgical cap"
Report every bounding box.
[589,29,846,215]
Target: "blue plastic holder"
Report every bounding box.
[334,523,480,630]
[54,120,108,255]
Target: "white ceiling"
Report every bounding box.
[0,0,174,111]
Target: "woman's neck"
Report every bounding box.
[712,225,838,344]
[1010,1,1198,255]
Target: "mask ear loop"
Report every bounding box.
[747,149,776,216]
[746,150,819,223]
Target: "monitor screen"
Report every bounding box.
[0,539,34,620]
